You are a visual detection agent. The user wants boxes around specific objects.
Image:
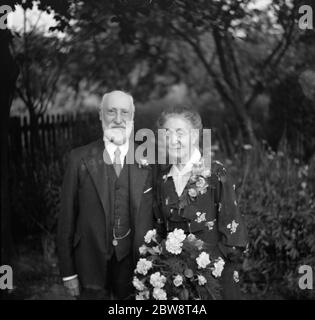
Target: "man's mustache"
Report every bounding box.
[110,125,126,129]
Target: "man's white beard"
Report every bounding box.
[104,121,133,145]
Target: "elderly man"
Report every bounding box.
[57,90,153,299]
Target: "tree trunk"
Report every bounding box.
[0,30,19,266]
[225,91,257,146]
[234,102,257,145]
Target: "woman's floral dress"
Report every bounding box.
[154,160,248,299]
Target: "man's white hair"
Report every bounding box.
[99,90,135,120]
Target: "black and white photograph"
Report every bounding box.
[1,0,315,303]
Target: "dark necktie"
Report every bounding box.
[113,147,122,177]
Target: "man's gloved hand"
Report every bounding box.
[63,278,80,297]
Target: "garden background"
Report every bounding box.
[1,0,315,299]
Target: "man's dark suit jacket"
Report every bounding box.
[57,139,153,289]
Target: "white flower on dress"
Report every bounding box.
[188,188,198,198]
[197,275,207,286]
[233,270,239,283]
[227,220,239,234]
[212,257,225,278]
[196,177,207,188]
[133,276,146,291]
[243,243,250,254]
[138,158,149,168]
[196,176,209,195]
[195,212,206,223]
[135,258,153,275]
[196,252,211,269]
[202,168,211,177]
[153,288,167,300]
[144,229,157,244]
[173,275,183,287]
[150,272,167,288]
[205,219,216,231]
[162,174,168,182]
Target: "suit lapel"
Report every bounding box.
[83,139,110,219]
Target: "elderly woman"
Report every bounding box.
[154,105,248,300]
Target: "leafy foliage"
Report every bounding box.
[225,142,315,299]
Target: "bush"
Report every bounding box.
[10,153,63,263]
[224,143,315,299]
[268,74,315,161]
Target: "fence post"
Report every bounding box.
[9,116,22,166]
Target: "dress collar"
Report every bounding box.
[167,148,201,178]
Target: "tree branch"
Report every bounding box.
[169,23,235,107]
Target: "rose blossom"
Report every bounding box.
[135,258,153,275]
[150,272,167,288]
[188,188,198,197]
[196,177,206,188]
[196,252,211,269]
[165,237,182,255]
[144,229,157,244]
[133,276,146,291]
[165,229,186,255]
[139,244,148,255]
[136,290,149,300]
[172,228,186,242]
[173,274,183,287]
[153,288,167,300]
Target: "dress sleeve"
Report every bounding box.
[214,163,248,261]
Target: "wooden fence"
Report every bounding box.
[9,112,101,166]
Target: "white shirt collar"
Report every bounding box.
[167,148,201,197]
[104,137,129,165]
[168,148,201,178]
